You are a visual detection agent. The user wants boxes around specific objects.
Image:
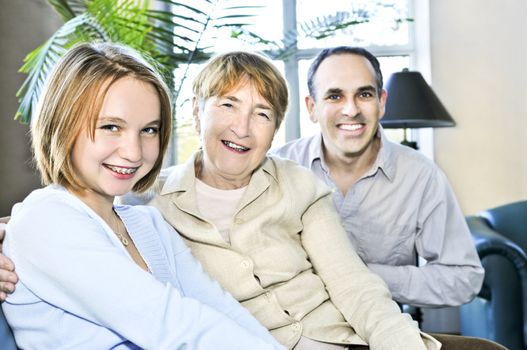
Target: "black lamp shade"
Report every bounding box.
[381,70,455,129]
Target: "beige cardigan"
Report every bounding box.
[150,152,439,350]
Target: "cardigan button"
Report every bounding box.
[292,322,301,331]
[241,260,251,268]
[234,217,243,224]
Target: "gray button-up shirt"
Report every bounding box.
[271,130,484,307]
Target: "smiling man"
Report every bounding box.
[272,46,484,309]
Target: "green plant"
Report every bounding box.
[15,0,409,126]
[15,0,264,124]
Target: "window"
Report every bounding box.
[173,0,422,163]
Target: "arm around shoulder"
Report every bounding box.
[6,193,283,350]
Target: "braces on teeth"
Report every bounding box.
[109,166,137,174]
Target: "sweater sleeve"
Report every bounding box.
[5,192,281,350]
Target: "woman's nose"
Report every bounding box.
[230,113,250,138]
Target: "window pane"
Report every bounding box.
[210,0,284,53]
[297,55,410,138]
[170,0,283,54]
[296,0,410,49]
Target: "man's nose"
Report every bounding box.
[341,98,359,117]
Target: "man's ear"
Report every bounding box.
[192,97,201,133]
[378,88,388,121]
[305,96,318,123]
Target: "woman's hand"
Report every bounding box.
[0,217,18,301]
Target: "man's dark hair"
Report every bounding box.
[307,46,383,99]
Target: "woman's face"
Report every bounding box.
[194,80,277,189]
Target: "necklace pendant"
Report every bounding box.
[115,231,130,247]
[121,236,129,247]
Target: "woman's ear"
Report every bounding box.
[192,97,201,134]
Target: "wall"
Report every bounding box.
[0,0,61,215]
[430,0,527,215]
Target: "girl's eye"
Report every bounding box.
[100,124,119,132]
[142,127,159,135]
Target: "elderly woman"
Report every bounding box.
[148,52,438,350]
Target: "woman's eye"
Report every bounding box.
[100,124,119,132]
[142,127,159,135]
[221,102,233,108]
[257,112,270,120]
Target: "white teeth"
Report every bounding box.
[223,141,249,151]
[107,166,138,175]
[339,124,363,131]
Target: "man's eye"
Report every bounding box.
[359,91,374,99]
[100,124,119,132]
[142,127,159,135]
[327,95,341,101]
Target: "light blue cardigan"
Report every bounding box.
[2,185,284,350]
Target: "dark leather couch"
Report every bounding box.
[460,200,527,350]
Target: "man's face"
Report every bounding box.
[306,53,387,160]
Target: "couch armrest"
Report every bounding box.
[467,215,527,347]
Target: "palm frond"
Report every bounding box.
[148,0,261,101]
[15,13,111,123]
[15,0,264,124]
[20,0,392,125]
[48,0,88,20]
[232,10,373,60]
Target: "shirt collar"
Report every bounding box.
[306,132,325,170]
[159,150,278,195]
[375,126,396,182]
[306,125,397,182]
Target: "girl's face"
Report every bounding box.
[71,77,161,206]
